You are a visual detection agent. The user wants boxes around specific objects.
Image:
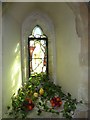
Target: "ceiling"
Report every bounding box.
[2,2,88,26]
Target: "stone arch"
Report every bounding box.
[21,11,57,84]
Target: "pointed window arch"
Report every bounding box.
[28,25,48,77]
[22,11,56,83]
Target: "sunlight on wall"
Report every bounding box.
[15,43,19,53]
[11,43,22,95]
[24,46,27,79]
[24,66,26,79]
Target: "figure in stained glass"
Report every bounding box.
[28,25,48,77]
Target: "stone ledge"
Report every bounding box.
[3,103,88,119]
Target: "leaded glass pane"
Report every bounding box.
[28,25,48,77]
[32,25,43,37]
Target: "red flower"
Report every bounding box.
[27,103,34,111]
[56,97,61,102]
[50,97,62,108]
[24,98,34,111]
[28,105,33,110]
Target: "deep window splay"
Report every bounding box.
[28,25,48,77]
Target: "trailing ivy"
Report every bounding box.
[7,73,82,120]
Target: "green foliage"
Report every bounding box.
[7,73,82,120]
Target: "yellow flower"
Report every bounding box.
[33,92,38,98]
[39,88,44,95]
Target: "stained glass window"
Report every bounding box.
[28,25,48,77]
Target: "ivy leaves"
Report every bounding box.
[61,93,77,120]
[7,73,82,120]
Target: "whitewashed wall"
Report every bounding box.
[2,8,22,117]
[1,2,88,118]
[0,2,2,119]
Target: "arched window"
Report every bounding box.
[22,11,56,83]
[28,25,48,77]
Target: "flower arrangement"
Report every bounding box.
[7,73,82,120]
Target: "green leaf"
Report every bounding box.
[39,102,42,106]
[22,113,27,119]
[67,93,71,99]
[79,100,83,103]
[37,109,42,115]
[56,112,59,115]
[9,111,13,115]
[7,106,10,110]
[43,92,47,97]
[7,73,79,119]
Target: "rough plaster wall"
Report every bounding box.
[2,9,22,116]
[1,3,88,117]
[0,2,2,119]
[37,2,88,103]
[55,4,81,100]
[67,3,88,103]
[89,4,90,105]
